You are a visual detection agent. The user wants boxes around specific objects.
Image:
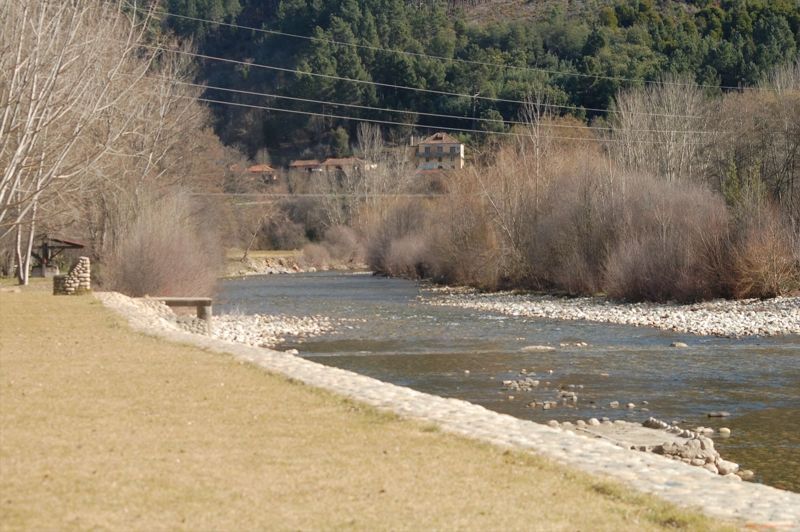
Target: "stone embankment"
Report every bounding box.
[94,293,333,348]
[424,288,800,337]
[96,291,800,527]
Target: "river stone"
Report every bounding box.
[737,469,755,480]
[521,345,555,352]
[703,463,719,474]
[670,342,688,348]
[707,411,731,418]
[547,420,559,428]
[719,427,731,436]
[716,459,740,476]
[609,401,619,408]
[588,418,600,426]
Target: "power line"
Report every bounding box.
[141,42,706,119]
[192,95,710,145]
[139,5,756,92]
[175,78,720,135]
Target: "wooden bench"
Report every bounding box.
[155,297,213,330]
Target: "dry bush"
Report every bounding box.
[731,209,799,298]
[604,177,730,302]
[384,235,429,278]
[426,179,503,289]
[262,215,308,250]
[322,225,365,265]
[366,200,431,275]
[103,194,222,297]
[300,243,332,269]
[520,148,620,294]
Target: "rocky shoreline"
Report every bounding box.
[423,287,800,337]
[95,292,334,348]
[226,255,367,277]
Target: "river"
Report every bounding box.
[218,271,800,492]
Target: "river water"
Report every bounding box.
[218,272,800,492]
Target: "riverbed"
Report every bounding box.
[217,272,800,492]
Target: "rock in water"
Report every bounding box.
[521,345,555,352]
[716,459,739,476]
[670,342,689,348]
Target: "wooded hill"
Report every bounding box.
[162,0,799,158]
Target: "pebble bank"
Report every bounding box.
[423,288,800,337]
[96,292,800,528]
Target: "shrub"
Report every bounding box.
[322,225,365,265]
[603,177,731,302]
[300,243,331,269]
[731,209,800,298]
[384,235,429,278]
[103,195,222,297]
[262,215,307,250]
[366,200,431,275]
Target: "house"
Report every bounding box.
[414,132,465,170]
[288,159,323,173]
[245,163,277,181]
[320,157,377,174]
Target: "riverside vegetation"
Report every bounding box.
[2,0,799,306]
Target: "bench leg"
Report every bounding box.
[197,304,212,334]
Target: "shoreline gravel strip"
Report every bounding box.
[423,288,800,337]
[96,292,800,528]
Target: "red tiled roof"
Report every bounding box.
[320,157,365,167]
[419,132,461,145]
[246,164,276,173]
[289,159,321,168]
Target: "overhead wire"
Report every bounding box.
[170,77,721,136]
[189,96,712,145]
[139,42,707,119]
[136,5,757,92]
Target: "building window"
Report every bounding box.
[438,157,442,163]
[450,146,458,153]
[424,146,431,154]
[437,146,443,153]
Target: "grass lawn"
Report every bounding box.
[0,287,730,530]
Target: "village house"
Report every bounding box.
[288,159,323,173]
[245,163,277,181]
[320,157,377,174]
[413,132,465,170]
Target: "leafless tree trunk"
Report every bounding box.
[0,0,160,283]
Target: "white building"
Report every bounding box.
[414,132,465,170]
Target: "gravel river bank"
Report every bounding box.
[423,288,800,338]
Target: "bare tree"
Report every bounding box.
[0,0,158,283]
[610,75,712,184]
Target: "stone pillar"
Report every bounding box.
[53,257,91,295]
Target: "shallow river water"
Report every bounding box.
[218,272,800,492]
